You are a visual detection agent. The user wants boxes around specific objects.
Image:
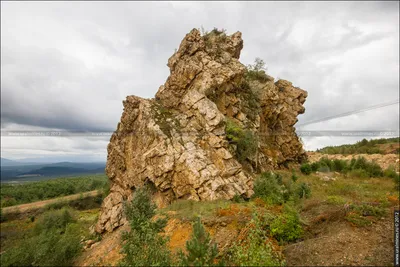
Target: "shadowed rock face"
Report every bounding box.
[95,28,307,233]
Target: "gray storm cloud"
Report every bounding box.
[1,1,399,159]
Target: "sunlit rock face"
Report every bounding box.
[95,28,307,233]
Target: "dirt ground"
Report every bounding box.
[284,205,398,266]
[74,224,128,266]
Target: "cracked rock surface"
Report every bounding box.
[96,28,307,233]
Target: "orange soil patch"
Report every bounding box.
[164,218,192,253]
[215,203,251,217]
[387,195,399,206]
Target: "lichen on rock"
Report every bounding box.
[95,28,308,233]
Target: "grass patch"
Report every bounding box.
[163,199,231,221]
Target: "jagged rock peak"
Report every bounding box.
[95,28,307,233]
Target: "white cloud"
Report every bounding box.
[1,1,399,159]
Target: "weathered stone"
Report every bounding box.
[95,28,307,233]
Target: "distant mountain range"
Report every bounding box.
[1,157,106,181]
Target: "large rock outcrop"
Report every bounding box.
[95,28,307,233]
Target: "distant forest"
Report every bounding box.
[316,137,400,155]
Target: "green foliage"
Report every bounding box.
[34,207,75,234]
[270,205,303,243]
[120,186,171,267]
[253,172,311,205]
[345,212,372,227]
[177,217,220,266]
[232,194,245,203]
[345,203,386,227]
[0,208,6,222]
[227,213,285,266]
[236,80,261,122]
[291,171,298,183]
[294,182,311,199]
[384,165,398,178]
[349,203,386,217]
[1,174,109,208]
[245,58,271,83]
[201,27,228,51]
[317,137,399,155]
[300,163,312,175]
[225,119,258,163]
[305,156,386,178]
[0,208,82,267]
[252,172,285,205]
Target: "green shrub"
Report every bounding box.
[270,205,303,243]
[307,156,384,178]
[295,182,311,199]
[291,172,298,183]
[245,58,271,83]
[310,162,321,172]
[252,172,284,205]
[120,186,171,266]
[333,159,348,172]
[34,207,75,234]
[300,164,312,175]
[384,165,399,179]
[227,213,285,266]
[1,208,82,267]
[225,119,257,163]
[345,212,372,227]
[232,194,245,203]
[177,217,220,266]
[237,130,258,163]
[350,203,386,217]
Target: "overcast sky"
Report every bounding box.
[1,1,399,161]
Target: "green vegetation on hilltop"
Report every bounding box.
[300,156,399,183]
[1,174,109,208]
[316,137,400,155]
[245,58,272,83]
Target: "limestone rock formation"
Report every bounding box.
[95,28,307,233]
